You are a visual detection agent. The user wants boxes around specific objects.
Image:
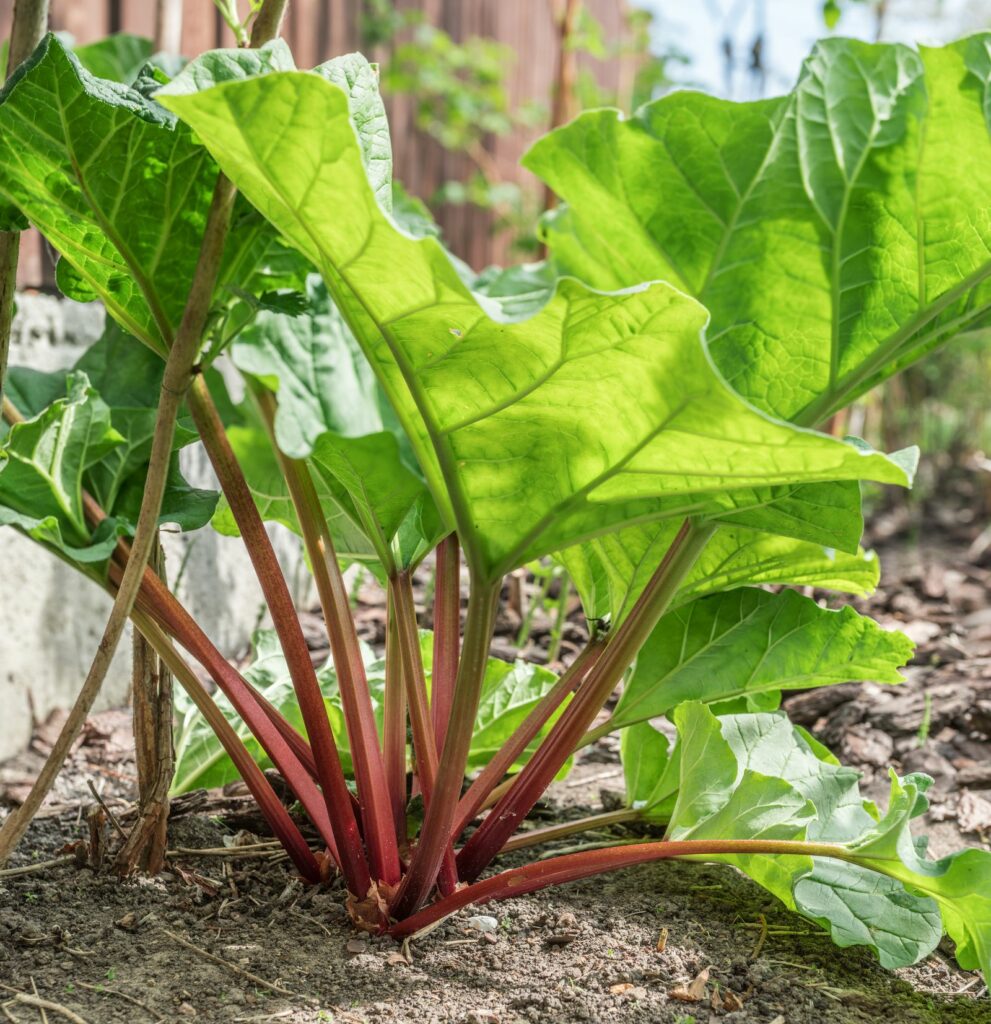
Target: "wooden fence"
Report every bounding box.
[0,0,637,286]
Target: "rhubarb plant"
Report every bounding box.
[0,23,989,982]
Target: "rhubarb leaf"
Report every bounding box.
[73,33,155,84]
[4,327,217,533]
[563,520,882,625]
[159,66,913,581]
[649,705,946,969]
[837,772,991,976]
[526,36,991,425]
[0,35,216,354]
[612,588,912,728]
[0,372,121,545]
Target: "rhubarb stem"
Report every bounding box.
[130,610,322,881]
[383,584,409,844]
[391,838,852,938]
[431,534,461,754]
[389,571,458,893]
[456,520,714,883]
[112,558,344,864]
[391,578,500,918]
[251,384,400,885]
[187,373,371,897]
[498,807,641,855]
[450,636,606,843]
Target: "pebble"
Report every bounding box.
[465,915,499,934]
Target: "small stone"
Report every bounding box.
[177,1003,197,1017]
[346,938,369,954]
[465,915,499,934]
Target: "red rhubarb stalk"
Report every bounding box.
[431,534,461,754]
[383,584,409,843]
[392,838,850,937]
[187,375,371,897]
[252,385,400,884]
[456,521,713,883]
[390,572,458,893]
[390,580,500,917]
[450,635,605,843]
[131,610,322,882]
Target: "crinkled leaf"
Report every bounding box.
[159,66,912,581]
[643,705,945,969]
[0,35,217,354]
[612,588,912,728]
[73,33,155,84]
[0,371,121,548]
[841,772,991,976]
[526,36,991,426]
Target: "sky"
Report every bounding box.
[644,0,990,100]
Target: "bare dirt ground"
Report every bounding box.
[1,473,990,1024]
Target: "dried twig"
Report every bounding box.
[0,987,89,1024]
[30,979,48,1024]
[750,913,768,959]
[85,781,127,842]
[162,930,304,1000]
[75,983,157,1018]
[0,856,75,879]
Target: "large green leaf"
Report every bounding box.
[525,36,991,426]
[0,35,216,354]
[611,588,912,728]
[159,66,912,581]
[562,518,882,624]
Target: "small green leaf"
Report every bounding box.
[0,371,122,548]
[612,588,912,728]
